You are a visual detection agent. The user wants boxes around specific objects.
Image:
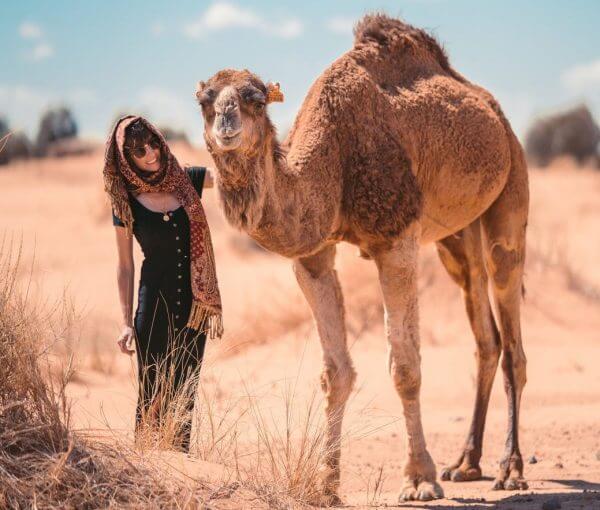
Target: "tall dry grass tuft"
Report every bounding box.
[0,240,216,508]
[134,341,204,454]
[238,385,329,506]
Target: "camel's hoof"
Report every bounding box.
[308,490,342,507]
[399,485,418,502]
[493,454,527,491]
[492,478,505,490]
[441,465,482,482]
[399,481,444,502]
[313,463,342,506]
[417,481,444,501]
[505,477,529,490]
[492,476,528,491]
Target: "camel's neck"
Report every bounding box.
[211,134,335,258]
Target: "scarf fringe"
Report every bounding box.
[187,302,223,339]
[104,173,134,237]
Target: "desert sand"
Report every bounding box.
[1,145,599,508]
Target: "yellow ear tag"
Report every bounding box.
[266,82,284,103]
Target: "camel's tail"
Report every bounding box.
[353,13,453,73]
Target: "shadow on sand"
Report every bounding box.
[342,480,600,509]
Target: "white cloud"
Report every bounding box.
[30,42,54,60]
[270,19,302,39]
[201,2,260,30]
[326,16,355,35]
[19,21,43,39]
[562,59,600,92]
[184,1,303,39]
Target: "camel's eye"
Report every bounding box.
[197,88,216,106]
[240,85,266,106]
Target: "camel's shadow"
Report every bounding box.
[338,480,600,509]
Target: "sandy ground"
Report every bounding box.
[1,148,599,508]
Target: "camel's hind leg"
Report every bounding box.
[481,153,529,491]
[436,220,501,482]
[373,226,443,502]
[293,244,356,505]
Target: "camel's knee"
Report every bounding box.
[389,354,421,401]
[321,361,356,406]
[478,340,501,368]
[486,240,524,292]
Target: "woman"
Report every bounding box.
[103,116,223,452]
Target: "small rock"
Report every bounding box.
[596,450,600,461]
[541,497,562,510]
[554,462,564,469]
[529,455,538,464]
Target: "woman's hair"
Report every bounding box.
[123,120,161,168]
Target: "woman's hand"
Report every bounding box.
[117,325,135,356]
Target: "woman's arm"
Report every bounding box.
[203,167,214,188]
[115,226,135,355]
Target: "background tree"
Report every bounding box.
[35,107,78,157]
[525,105,600,168]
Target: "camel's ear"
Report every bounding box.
[266,82,284,104]
[195,81,206,102]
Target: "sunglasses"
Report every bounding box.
[125,139,160,159]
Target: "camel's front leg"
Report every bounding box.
[374,231,443,502]
[293,244,356,506]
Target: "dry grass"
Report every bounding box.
[527,234,600,302]
[0,240,218,508]
[0,238,345,508]
[236,385,329,506]
[0,133,10,154]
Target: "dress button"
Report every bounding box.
[175,315,179,319]
[173,223,177,227]
[177,249,181,253]
[176,301,181,305]
[178,275,182,279]
[175,327,179,332]
[176,236,180,241]
[177,289,181,293]
[178,263,181,267]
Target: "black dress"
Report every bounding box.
[113,167,207,451]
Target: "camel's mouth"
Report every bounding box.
[215,132,242,150]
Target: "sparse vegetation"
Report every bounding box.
[0,240,217,508]
[35,106,78,157]
[0,118,33,165]
[525,104,600,168]
[0,238,353,509]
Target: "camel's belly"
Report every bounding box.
[419,165,509,244]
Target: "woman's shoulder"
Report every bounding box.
[186,166,206,196]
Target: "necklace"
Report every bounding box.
[161,193,170,222]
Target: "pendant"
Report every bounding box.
[163,213,170,222]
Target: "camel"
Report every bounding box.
[195,13,529,504]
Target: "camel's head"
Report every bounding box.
[196,69,283,153]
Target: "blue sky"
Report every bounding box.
[1,0,599,144]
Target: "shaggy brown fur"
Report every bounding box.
[196,13,529,504]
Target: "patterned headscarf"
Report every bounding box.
[103,116,223,338]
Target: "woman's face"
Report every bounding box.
[127,137,161,172]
